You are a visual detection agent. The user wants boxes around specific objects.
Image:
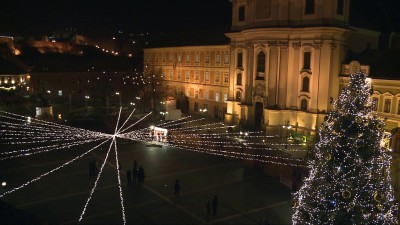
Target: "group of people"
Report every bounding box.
[126,160,145,185]
[88,160,99,177]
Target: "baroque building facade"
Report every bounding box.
[144,0,400,152]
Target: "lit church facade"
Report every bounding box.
[144,0,400,152]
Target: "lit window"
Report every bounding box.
[185,71,190,81]
[215,72,220,83]
[224,54,229,64]
[384,98,391,113]
[216,54,220,64]
[178,70,181,80]
[204,90,209,99]
[177,54,182,63]
[186,53,190,63]
[224,93,228,102]
[195,70,199,81]
[215,92,220,102]
[205,71,210,82]
[224,72,229,83]
[195,53,199,63]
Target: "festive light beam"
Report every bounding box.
[0,138,112,198]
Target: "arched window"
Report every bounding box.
[256,51,265,79]
[302,77,310,92]
[236,91,241,102]
[237,73,242,85]
[301,99,308,111]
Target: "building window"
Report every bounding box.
[169,54,174,62]
[236,91,241,102]
[238,6,245,21]
[224,93,228,102]
[384,98,392,113]
[224,72,229,83]
[397,100,400,114]
[195,70,199,81]
[236,73,242,85]
[256,51,265,79]
[204,90,209,100]
[205,71,210,82]
[215,92,220,102]
[195,53,200,63]
[237,52,243,68]
[169,70,173,80]
[194,102,199,112]
[336,0,344,15]
[301,99,308,111]
[303,52,311,70]
[178,70,181,80]
[224,54,229,64]
[215,72,220,83]
[302,77,310,92]
[305,0,315,14]
[185,71,190,81]
[195,90,199,99]
[177,87,182,95]
[205,54,210,63]
[216,54,220,64]
[214,106,219,119]
[177,54,182,63]
[372,97,379,111]
[186,53,190,63]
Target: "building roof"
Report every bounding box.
[344,49,400,80]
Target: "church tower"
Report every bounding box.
[225,0,350,132]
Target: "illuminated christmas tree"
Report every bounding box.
[292,71,398,224]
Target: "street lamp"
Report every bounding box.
[115,92,121,107]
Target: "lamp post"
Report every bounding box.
[115,92,121,107]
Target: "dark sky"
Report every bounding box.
[1,0,400,38]
[0,0,232,37]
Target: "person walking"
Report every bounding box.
[132,160,138,183]
[206,199,211,218]
[212,195,218,216]
[138,166,145,183]
[174,179,180,197]
[126,170,132,186]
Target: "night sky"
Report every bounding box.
[1,0,400,38]
[0,0,232,37]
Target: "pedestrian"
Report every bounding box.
[138,166,145,183]
[212,195,218,216]
[132,160,138,183]
[262,218,271,225]
[174,179,180,197]
[127,170,132,186]
[206,199,211,217]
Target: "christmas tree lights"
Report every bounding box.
[292,71,398,224]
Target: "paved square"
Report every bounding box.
[0,140,293,224]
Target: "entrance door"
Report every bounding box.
[254,102,263,130]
